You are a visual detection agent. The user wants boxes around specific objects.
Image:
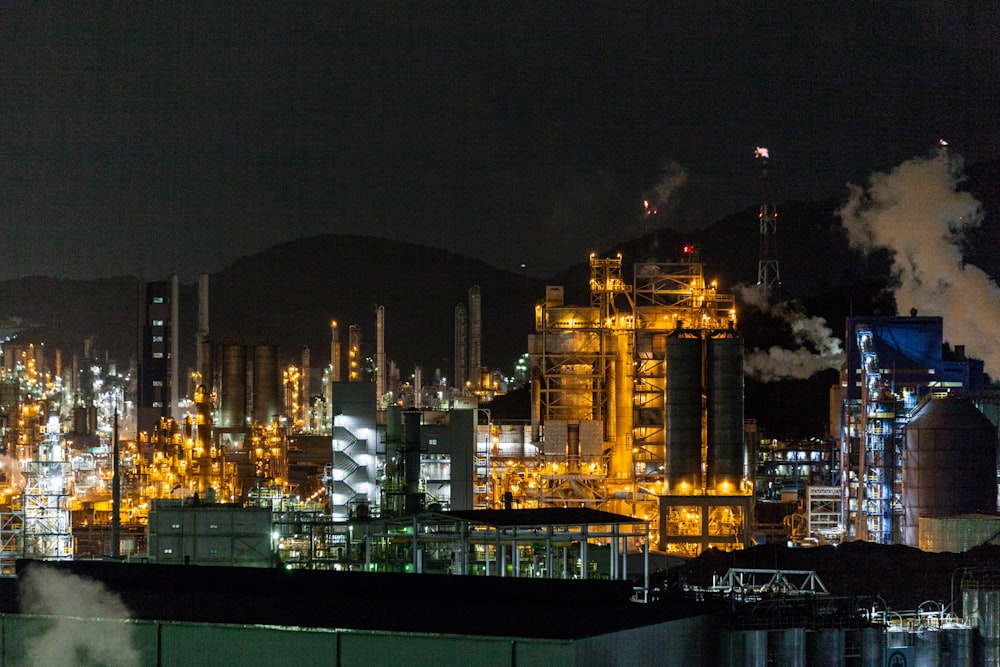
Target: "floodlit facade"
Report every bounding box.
[504,253,751,556]
[839,315,989,544]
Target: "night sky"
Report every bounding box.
[1,3,996,281]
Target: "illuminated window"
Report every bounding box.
[163,548,173,554]
[152,335,163,343]
[152,319,164,326]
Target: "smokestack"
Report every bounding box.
[454,304,467,393]
[330,321,341,382]
[376,305,385,408]
[252,344,280,425]
[196,273,209,380]
[301,346,311,431]
[348,325,361,381]
[468,285,481,393]
[414,365,423,410]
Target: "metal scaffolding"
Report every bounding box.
[21,460,74,560]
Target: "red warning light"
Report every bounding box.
[683,245,693,253]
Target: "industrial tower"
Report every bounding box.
[755,147,781,297]
[527,252,751,555]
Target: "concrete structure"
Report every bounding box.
[146,500,271,567]
[5,559,720,666]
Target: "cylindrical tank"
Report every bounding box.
[195,384,213,451]
[807,628,845,667]
[220,343,247,428]
[902,397,997,546]
[385,405,402,443]
[200,340,215,394]
[939,626,972,667]
[403,411,423,515]
[707,335,745,489]
[851,626,883,667]
[665,336,702,491]
[913,628,940,667]
[252,344,280,425]
[770,627,806,667]
[979,590,1000,641]
[719,629,767,666]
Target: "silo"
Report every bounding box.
[220,344,247,428]
[719,629,768,666]
[252,344,280,425]
[902,396,997,546]
[665,336,703,491]
[807,628,845,666]
[770,627,806,666]
[707,335,745,489]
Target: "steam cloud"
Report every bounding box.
[838,148,1000,377]
[739,285,846,382]
[646,161,688,213]
[19,566,139,667]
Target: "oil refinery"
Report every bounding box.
[0,246,998,664]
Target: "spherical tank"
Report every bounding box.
[665,337,702,491]
[252,344,280,425]
[902,396,998,547]
[219,344,247,428]
[707,336,745,489]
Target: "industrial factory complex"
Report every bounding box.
[1,150,1000,663]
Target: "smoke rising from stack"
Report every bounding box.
[739,285,845,382]
[645,161,688,214]
[838,147,999,376]
[19,565,139,666]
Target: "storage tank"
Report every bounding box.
[769,627,805,666]
[252,344,280,425]
[707,335,745,489]
[665,336,702,491]
[806,628,845,666]
[848,626,883,666]
[719,629,767,666]
[200,339,215,394]
[220,344,247,428]
[902,396,997,546]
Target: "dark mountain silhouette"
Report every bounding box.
[1,160,996,439]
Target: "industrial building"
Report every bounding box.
[517,252,749,556]
[838,314,994,545]
[136,275,179,435]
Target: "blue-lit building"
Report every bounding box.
[839,314,988,543]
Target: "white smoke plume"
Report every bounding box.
[838,148,1000,376]
[19,565,140,667]
[645,161,688,214]
[738,284,846,382]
